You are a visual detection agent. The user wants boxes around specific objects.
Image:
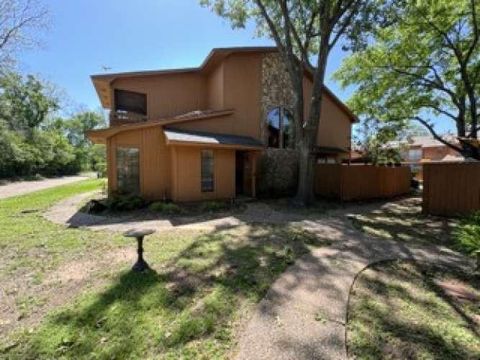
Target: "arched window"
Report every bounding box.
[267,107,294,148]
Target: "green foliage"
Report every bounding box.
[106,193,146,212]
[0,71,106,178]
[199,200,230,212]
[0,72,59,133]
[453,212,480,255]
[354,118,403,165]
[334,0,480,157]
[149,201,183,215]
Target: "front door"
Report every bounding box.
[235,151,245,195]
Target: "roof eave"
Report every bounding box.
[85,109,235,141]
[165,139,263,150]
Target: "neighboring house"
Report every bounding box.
[389,135,464,178]
[87,47,356,202]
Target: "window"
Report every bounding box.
[267,107,294,148]
[116,147,140,193]
[201,150,214,192]
[408,149,422,162]
[114,89,147,115]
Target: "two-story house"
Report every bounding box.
[87,47,356,202]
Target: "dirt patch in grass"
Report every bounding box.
[347,260,480,359]
[0,246,136,340]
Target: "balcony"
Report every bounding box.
[110,111,147,126]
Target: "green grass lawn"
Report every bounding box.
[348,261,480,359]
[0,180,322,359]
[0,179,117,279]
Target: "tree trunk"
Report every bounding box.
[294,33,330,206]
[296,141,316,204]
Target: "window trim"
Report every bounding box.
[201,149,215,193]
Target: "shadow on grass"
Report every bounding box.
[349,197,456,247]
[6,223,325,359]
[347,261,480,360]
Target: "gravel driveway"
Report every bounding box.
[0,175,91,200]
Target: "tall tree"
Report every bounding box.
[0,72,58,134]
[201,0,368,204]
[0,0,48,68]
[334,0,480,159]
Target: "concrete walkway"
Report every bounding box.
[233,215,470,360]
[43,192,315,232]
[0,175,90,200]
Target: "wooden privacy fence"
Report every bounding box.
[315,164,411,201]
[423,162,480,216]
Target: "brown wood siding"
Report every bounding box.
[112,72,207,119]
[171,114,235,134]
[171,146,235,202]
[222,53,263,139]
[207,62,224,109]
[315,164,411,201]
[423,162,480,216]
[107,127,171,200]
[302,78,352,154]
[171,53,263,140]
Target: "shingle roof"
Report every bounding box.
[386,135,459,149]
[163,127,264,149]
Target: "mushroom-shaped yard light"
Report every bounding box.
[123,228,156,272]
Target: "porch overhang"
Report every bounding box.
[164,127,264,150]
[85,109,235,145]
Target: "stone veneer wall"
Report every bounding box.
[258,53,298,197]
[260,53,296,144]
[257,148,299,197]
[258,53,299,197]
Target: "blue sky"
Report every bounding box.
[19,0,454,134]
[19,0,349,110]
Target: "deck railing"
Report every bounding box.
[110,111,147,125]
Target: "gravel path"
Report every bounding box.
[42,192,472,359]
[0,175,90,200]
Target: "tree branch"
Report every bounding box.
[413,116,463,152]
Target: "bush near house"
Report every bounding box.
[149,201,184,215]
[105,193,146,212]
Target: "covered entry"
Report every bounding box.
[235,150,258,197]
[164,127,263,201]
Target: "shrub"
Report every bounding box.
[149,201,183,215]
[199,201,230,213]
[106,193,145,211]
[453,211,480,255]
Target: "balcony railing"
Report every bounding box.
[110,111,147,125]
